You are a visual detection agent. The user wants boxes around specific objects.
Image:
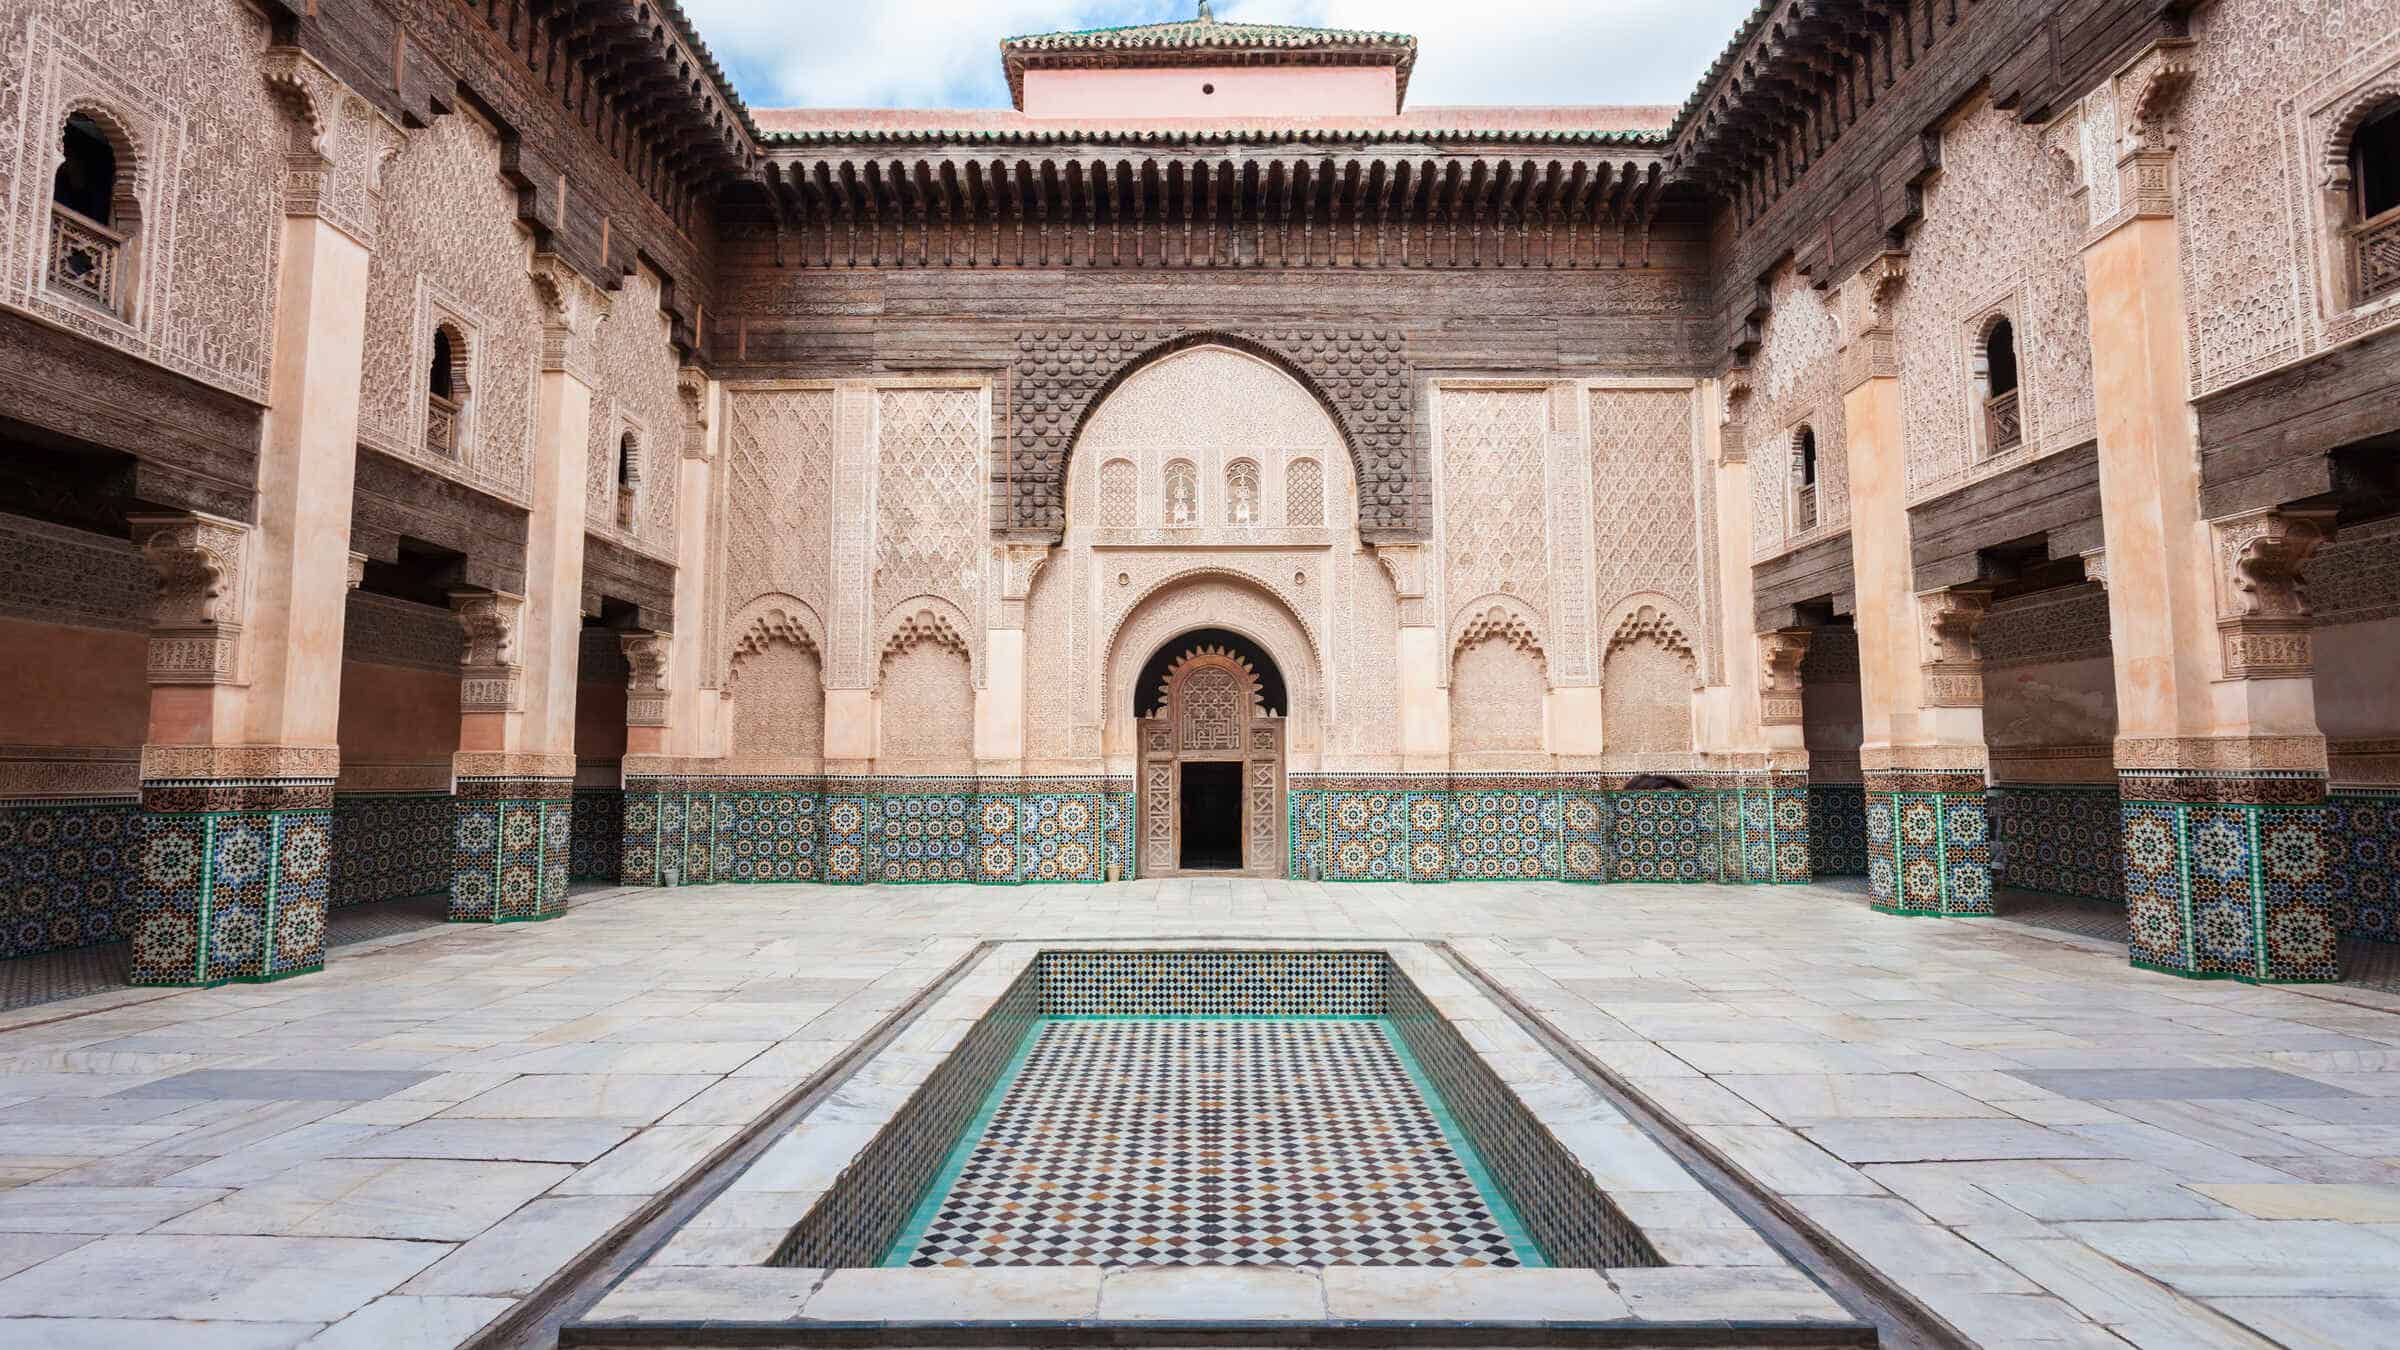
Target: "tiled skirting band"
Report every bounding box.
[620,777,1136,887]
[1289,773,1812,885]
[2121,771,2340,983]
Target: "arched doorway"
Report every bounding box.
[1137,631,1287,876]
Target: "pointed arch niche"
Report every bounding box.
[724,598,827,772]
[1131,629,1288,877]
[1602,600,1701,758]
[877,600,976,771]
[1450,597,1550,764]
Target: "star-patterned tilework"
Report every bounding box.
[900,1019,1536,1269]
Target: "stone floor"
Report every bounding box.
[0,878,2394,1347]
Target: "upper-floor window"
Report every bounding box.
[48,112,135,318]
[1163,458,1199,527]
[616,431,641,528]
[1791,425,1818,533]
[1225,458,1261,525]
[1980,317,2022,456]
[2350,102,2400,305]
[427,323,469,457]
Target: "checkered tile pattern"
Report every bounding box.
[904,1019,1528,1268]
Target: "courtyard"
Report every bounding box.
[0,880,2389,1347]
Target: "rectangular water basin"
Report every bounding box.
[572,943,1867,1344]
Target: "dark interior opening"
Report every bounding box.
[1179,761,1243,871]
[1987,319,2019,396]
[54,114,115,224]
[1137,627,1287,717]
[2359,104,2400,220]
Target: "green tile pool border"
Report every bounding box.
[878,1014,1550,1269]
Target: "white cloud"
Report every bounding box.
[675,0,1754,110]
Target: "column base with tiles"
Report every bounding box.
[129,774,336,986]
[449,776,571,923]
[2121,769,2340,983]
[1865,770,1993,916]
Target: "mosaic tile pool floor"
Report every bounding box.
[895,1018,1540,1269]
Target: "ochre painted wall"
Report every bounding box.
[0,618,150,749]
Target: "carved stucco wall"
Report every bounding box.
[358,109,541,505]
[729,639,824,768]
[1039,345,1371,769]
[877,640,973,769]
[2176,0,2400,400]
[1438,387,1551,650]
[583,265,683,561]
[1900,97,2097,502]
[1451,638,1546,758]
[1744,262,1847,559]
[1601,634,1695,756]
[1008,327,1416,537]
[874,385,986,676]
[1591,384,1706,684]
[717,387,835,689]
[0,2,287,403]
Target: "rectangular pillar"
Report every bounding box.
[129,61,379,984]
[2071,45,2339,981]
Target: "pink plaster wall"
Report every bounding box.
[1022,65,1397,119]
[336,662,461,759]
[1984,657,2118,749]
[0,619,149,749]
[2314,617,2400,740]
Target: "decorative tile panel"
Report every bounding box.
[449,780,570,923]
[127,779,334,986]
[330,794,449,909]
[1992,786,2121,902]
[2124,779,2341,983]
[0,798,139,960]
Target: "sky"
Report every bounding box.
[673,0,1760,111]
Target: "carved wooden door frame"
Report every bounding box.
[1137,645,1286,878]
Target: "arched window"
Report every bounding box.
[2350,102,2400,303]
[48,112,134,316]
[426,323,469,456]
[1098,458,1137,528]
[1285,457,1324,526]
[616,431,641,528]
[1977,316,2022,456]
[1791,426,1818,532]
[1163,458,1199,527]
[1225,458,1261,525]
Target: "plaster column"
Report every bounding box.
[125,53,384,986]
[2071,43,2339,981]
[977,545,1050,773]
[619,368,724,889]
[445,257,606,921]
[1374,543,1449,772]
[1839,253,1996,917]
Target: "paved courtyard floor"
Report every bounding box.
[0,879,2394,1348]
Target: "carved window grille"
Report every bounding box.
[1286,457,1323,526]
[1098,458,1136,527]
[427,323,470,458]
[2350,104,2400,305]
[1979,318,2022,456]
[1225,458,1261,525]
[1163,458,1199,527]
[47,113,133,318]
[1790,426,1818,533]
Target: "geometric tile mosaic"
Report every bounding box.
[331,793,449,909]
[2329,791,2400,945]
[1991,786,2120,903]
[0,798,138,960]
[2124,795,2341,983]
[126,803,332,986]
[898,1019,1536,1268]
[1807,784,1867,877]
[1041,949,1383,1016]
[569,789,622,882]
[449,785,571,924]
[1867,788,1993,917]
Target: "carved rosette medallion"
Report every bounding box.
[619,630,672,728]
[449,589,526,713]
[1917,587,1993,709]
[2212,508,2336,680]
[1759,627,1812,727]
[128,511,250,686]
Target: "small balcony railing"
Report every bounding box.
[426,393,461,457]
[1793,482,1817,532]
[48,205,124,313]
[2353,205,2400,305]
[1985,388,2023,455]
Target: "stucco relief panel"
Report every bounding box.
[873,384,987,679]
[717,387,835,686]
[1101,573,1326,765]
[1436,386,1550,640]
[1588,384,1704,681]
[583,266,683,560]
[1902,99,2097,501]
[2180,0,2400,396]
[0,7,281,402]
[359,110,539,504]
[1743,263,1846,559]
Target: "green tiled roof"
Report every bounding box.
[758,126,1666,148]
[1000,16,1417,56]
